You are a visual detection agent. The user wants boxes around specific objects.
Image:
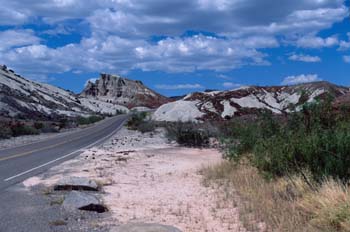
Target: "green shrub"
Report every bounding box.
[225,101,350,183]
[127,112,158,133]
[127,112,148,129]
[0,124,12,139]
[33,122,44,130]
[223,111,281,160]
[165,122,218,147]
[77,115,104,125]
[223,121,261,160]
[115,109,126,115]
[136,121,157,133]
[59,118,69,129]
[11,123,39,137]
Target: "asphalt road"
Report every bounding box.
[0,115,128,232]
[0,114,128,191]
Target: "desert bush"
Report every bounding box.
[0,124,12,139]
[225,100,350,183]
[77,115,104,125]
[127,112,147,127]
[33,122,44,130]
[11,122,39,137]
[202,98,350,231]
[222,121,261,160]
[127,112,157,133]
[115,109,127,115]
[136,120,157,133]
[58,118,69,129]
[165,122,218,147]
[223,111,281,160]
[253,123,350,182]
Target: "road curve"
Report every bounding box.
[0,114,128,191]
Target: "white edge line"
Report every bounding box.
[4,118,127,182]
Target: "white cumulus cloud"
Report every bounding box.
[338,33,350,51]
[0,0,347,80]
[0,29,40,52]
[343,56,350,63]
[296,36,339,48]
[282,74,321,85]
[222,82,241,89]
[288,53,321,62]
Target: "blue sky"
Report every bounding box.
[0,0,349,97]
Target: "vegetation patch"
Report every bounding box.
[200,99,350,232]
[299,180,350,231]
[10,122,39,137]
[223,100,350,184]
[165,122,218,147]
[76,115,104,125]
[0,114,105,140]
[201,161,350,232]
[202,162,300,231]
[0,123,12,139]
[127,112,157,133]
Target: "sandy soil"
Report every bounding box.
[24,127,247,232]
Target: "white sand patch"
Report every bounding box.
[231,95,266,109]
[201,101,217,113]
[307,88,326,103]
[231,95,281,113]
[277,92,301,108]
[221,100,237,118]
[153,100,204,122]
[103,147,245,232]
[79,98,129,115]
[183,93,193,100]
[257,91,281,110]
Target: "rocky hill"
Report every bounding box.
[153,81,349,122]
[80,73,169,109]
[0,66,129,120]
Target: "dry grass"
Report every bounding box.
[201,161,327,232]
[202,161,350,232]
[299,179,350,231]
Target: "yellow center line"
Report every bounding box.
[0,122,116,162]
[0,139,72,162]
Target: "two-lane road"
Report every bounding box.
[0,114,128,191]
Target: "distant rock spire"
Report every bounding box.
[80,73,169,109]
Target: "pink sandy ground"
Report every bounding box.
[24,128,248,232]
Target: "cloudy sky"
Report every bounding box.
[0,0,349,96]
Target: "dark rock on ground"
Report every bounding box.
[63,191,107,213]
[54,176,99,191]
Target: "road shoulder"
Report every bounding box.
[17,126,248,231]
